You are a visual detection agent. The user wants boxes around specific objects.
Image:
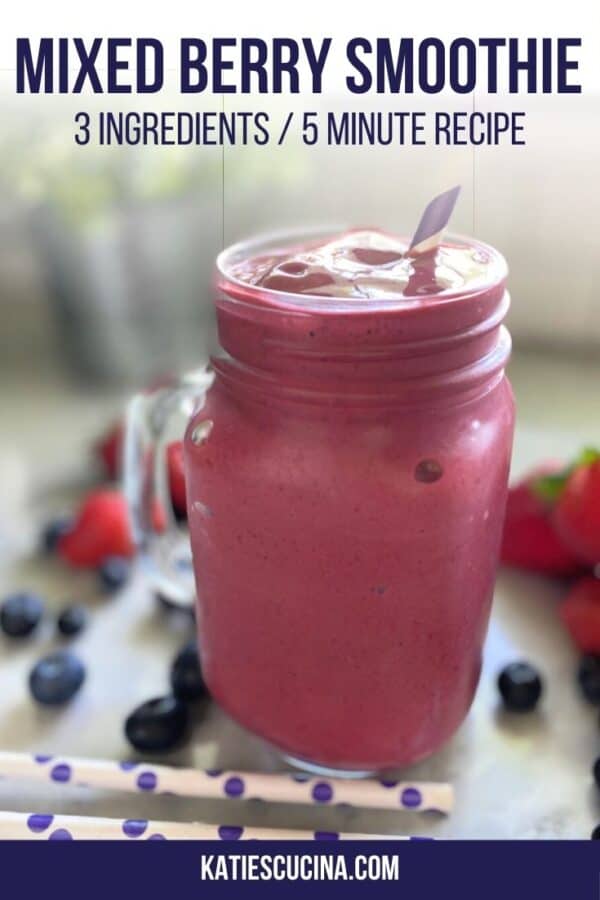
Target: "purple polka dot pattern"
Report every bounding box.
[27,813,54,833]
[224,776,245,798]
[218,825,244,840]
[205,769,223,778]
[119,761,138,771]
[50,763,72,783]
[148,833,167,840]
[291,773,310,783]
[379,779,398,788]
[401,787,422,809]
[314,831,340,841]
[311,782,333,804]
[122,819,148,838]
[34,754,52,764]
[48,828,73,840]
[136,770,157,792]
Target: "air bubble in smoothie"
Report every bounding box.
[415,459,444,483]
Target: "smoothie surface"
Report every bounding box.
[227,229,502,301]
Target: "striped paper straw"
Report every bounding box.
[0,811,420,841]
[0,752,453,814]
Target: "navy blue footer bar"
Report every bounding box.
[0,840,596,899]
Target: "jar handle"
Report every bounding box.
[122,367,214,608]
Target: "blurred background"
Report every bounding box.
[0,0,598,519]
[2,0,599,385]
[1,88,600,384]
[1,67,598,511]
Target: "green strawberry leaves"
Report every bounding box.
[533,448,600,504]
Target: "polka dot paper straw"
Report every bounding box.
[0,752,453,814]
[0,811,422,841]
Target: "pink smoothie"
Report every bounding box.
[185,229,514,771]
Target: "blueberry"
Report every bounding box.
[29,651,85,705]
[125,696,189,753]
[57,605,87,638]
[498,661,543,712]
[170,640,207,702]
[593,757,600,790]
[98,556,131,594]
[156,592,176,612]
[578,655,600,705]
[173,505,188,524]
[0,592,44,638]
[40,517,72,554]
[592,824,600,840]
[155,592,195,618]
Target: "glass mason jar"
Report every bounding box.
[125,228,515,775]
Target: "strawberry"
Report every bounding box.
[94,376,177,481]
[58,489,167,569]
[560,577,600,652]
[552,451,600,566]
[58,490,135,568]
[94,423,186,518]
[167,442,187,517]
[501,466,583,575]
[95,421,124,481]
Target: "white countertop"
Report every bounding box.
[0,349,599,839]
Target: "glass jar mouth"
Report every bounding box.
[216,225,508,314]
